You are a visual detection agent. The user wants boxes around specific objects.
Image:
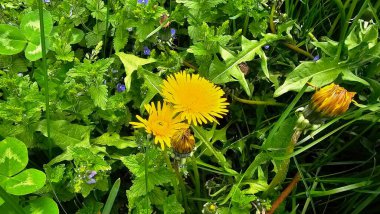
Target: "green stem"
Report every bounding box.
[37,0,51,159]
[0,186,25,214]
[163,150,180,200]
[232,94,286,107]
[263,130,302,197]
[191,156,201,210]
[174,159,190,213]
[242,14,249,37]
[103,0,111,58]
[144,145,149,214]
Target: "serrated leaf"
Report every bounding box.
[113,27,129,52]
[0,24,27,55]
[274,58,349,97]
[20,10,53,39]
[0,137,28,177]
[116,52,156,92]
[4,168,46,195]
[163,195,184,214]
[38,120,92,149]
[89,85,108,110]
[24,197,59,214]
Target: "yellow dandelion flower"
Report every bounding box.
[130,101,189,150]
[171,128,195,157]
[161,72,229,126]
[311,83,356,117]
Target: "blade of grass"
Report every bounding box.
[102,178,120,214]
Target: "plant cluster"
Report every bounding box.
[0,0,380,213]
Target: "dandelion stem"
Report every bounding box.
[163,149,180,201]
[191,156,201,210]
[174,159,190,213]
[263,130,302,197]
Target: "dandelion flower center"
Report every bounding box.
[130,101,188,149]
[161,72,229,126]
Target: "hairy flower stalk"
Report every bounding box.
[265,84,356,211]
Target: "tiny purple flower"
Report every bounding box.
[44,0,50,3]
[87,178,96,184]
[264,45,270,50]
[143,46,151,56]
[170,28,176,37]
[313,55,320,61]
[117,83,126,92]
[137,0,148,5]
[88,171,97,179]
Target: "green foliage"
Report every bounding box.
[0,0,379,213]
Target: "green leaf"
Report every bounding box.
[37,120,92,149]
[0,24,27,55]
[0,137,28,177]
[89,85,108,110]
[163,195,184,214]
[116,53,156,92]
[24,39,43,61]
[93,133,137,149]
[69,28,85,44]
[20,10,53,39]
[341,70,369,85]
[4,169,46,195]
[138,69,163,113]
[113,26,129,52]
[24,197,59,214]
[102,178,120,214]
[274,58,349,97]
[210,35,280,96]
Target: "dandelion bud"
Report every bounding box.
[301,83,356,125]
[171,128,195,158]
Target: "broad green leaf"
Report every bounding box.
[312,39,338,57]
[20,10,53,39]
[24,40,42,61]
[0,24,27,55]
[116,53,156,92]
[341,70,369,85]
[93,133,137,149]
[0,137,28,177]
[138,69,163,114]
[4,169,46,195]
[38,120,92,149]
[24,197,59,214]
[274,58,349,97]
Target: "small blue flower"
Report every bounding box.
[264,45,270,50]
[170,28,176,37]
[313,55,320,61]
[44,0,50,3]
[143,46,151,56]
[87,178,96,184]
[88,170,97,179]
[137,0,148,5]
[117,83,126,92]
